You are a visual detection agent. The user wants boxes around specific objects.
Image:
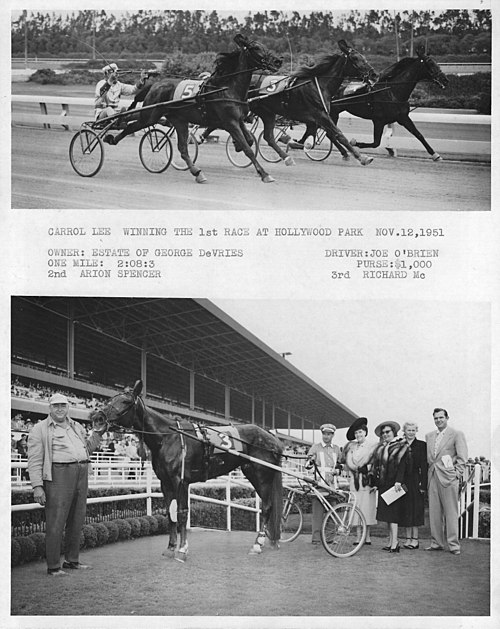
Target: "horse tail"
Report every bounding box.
[267,469,283,543]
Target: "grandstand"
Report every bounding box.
[11,297,357,446]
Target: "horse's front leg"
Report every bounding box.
[320,114,374,166]
[225,121,275,183]
[329,112,350,160]
[398,116,442,160]
[261,118,295,166]
[174,483,190,563]
[161,485,177,556]
[174,122,207,183]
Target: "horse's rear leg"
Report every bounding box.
[329,113,350,160]
[350,120,385,152]
[321,115,373,165]
[103,118,144,146]
[174,124,207,183]
[261,121,294,167]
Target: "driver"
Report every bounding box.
[95,63,148,121]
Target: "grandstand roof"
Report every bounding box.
[12,297,357,429]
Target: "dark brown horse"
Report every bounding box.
[295,46,449,161]
[249,39,378,167]
[103,34,282,183]
[95,381,284,562]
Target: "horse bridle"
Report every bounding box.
[243,40,280,73]
[99,391,138,433]
[420,55,447,88]
[343,47,377,85]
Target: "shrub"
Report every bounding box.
[29,68,64,85]
[103,520,119,543]
[138,516,151,536]
[94,522,109,546]
[28,532,46,559]
[114,518,132,540]
[16,536,37,564]
[190,502,225,529]
[11,539,21,567]
[128,518,141,538]
[82,524,98,548]
[154,514,169,534]
[478,507,491,538]
[145,515,159,534]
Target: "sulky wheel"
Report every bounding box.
[139,128,173,174]
[69,128,104,177]
[320,503,367,558]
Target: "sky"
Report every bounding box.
[213,299,491,459]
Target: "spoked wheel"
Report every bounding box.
[304,131,333,162]
[321,503,366,558]
[69,128,104,177]
[139,128,173,174]
[257,128,289,163]
[280,495,303,543]
[225,133,257,168]
[170,130,199,171]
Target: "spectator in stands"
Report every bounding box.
[17,434,28,458]
[107,439,116,454]
[11,434,18,455]
[125,440,139,479]
[27,393,107,576]
[306,424,342,545]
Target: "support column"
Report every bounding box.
[141,348,147,397]
[262,399,266,429]
[66,302,75,379]
[189,370,195,410]
[225,385,230,421]
[251,394,255,424]
[287,411,291,437]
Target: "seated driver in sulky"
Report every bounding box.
[94,63,148,122]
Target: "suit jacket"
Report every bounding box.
[426,426,468,488]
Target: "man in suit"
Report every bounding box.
[425,407,468,554]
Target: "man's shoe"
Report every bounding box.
[450,550,461,555]
[62,561,93,570]
[424,546,443,551]
[47,568,67,576]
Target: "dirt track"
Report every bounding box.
[11,127,490,211]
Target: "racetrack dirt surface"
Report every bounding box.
[11,126,490,211]
[11,530,489,619]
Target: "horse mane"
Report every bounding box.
[213,49,241,77]
[291,54,342,80]
[378,57,416,81]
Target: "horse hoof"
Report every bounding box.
[262,175,275,183]
[196,172,207,183]
[432,153,442,162]
[386,148,397,157]
[249,544,262,555]
[284,156,295,166]
[174,550,187,563]
[360,156,373,166]
[342,154,350,161]
[350,138,358,146]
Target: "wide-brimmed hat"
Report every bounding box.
[320,423,336,433]
[347,417,368,441]
[374,421,400,438]
[49,393,69,405]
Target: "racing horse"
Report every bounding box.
[249,39,378,167]
[295,45,449,161]
[94,380,284,562]
[103,34,282,183]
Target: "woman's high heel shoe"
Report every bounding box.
[411,538,419,549]
[388,543,400,553]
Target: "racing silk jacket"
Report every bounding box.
[307,441,341,488]
[27,415,102,487]
[94,80,139,117]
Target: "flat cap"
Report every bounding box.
[49,393,69,405]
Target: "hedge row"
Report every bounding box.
[11,514,168,567]
[27,55,491,113]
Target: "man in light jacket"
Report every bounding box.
[27,393,107,575]
[425,407,468,555]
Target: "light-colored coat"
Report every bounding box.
[27,416,101,487]
[426,426,468,487]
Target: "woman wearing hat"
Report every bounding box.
[400,422,427,549]
[369,421,409,553]
[342,417,378,544]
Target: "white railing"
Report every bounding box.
[11,95,491,132]
[459,463,490,539]
[11,460,262,533]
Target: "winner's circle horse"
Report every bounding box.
[93,380,284,562]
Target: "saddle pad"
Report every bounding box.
[173,79,203,101]
[258,75,291,95]
[206,426,243,453]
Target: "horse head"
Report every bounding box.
[416,46,449,89]
[233,33,282,73]
[97,379,143,431]
[338,39,378,85]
